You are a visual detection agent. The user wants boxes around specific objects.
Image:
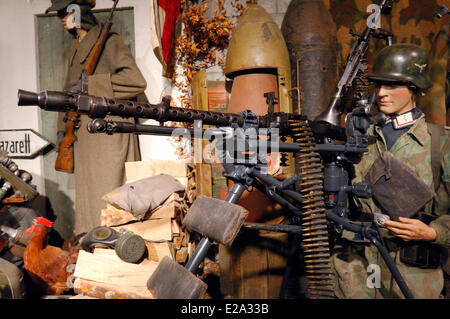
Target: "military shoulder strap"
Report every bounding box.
[426,122,446,191]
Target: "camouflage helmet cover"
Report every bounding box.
[367,43,432,89]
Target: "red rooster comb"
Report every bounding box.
[26,217,54,234]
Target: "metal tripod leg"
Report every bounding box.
[147,181,248,299]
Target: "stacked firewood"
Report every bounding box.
[70,160,200,299]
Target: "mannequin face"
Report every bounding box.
[375,81,416,115]
[58,10,77,30]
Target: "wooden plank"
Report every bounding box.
[173,235,183,251]
[74,250,158,288]
[211,163,228,200]
[73,278,153,299]
[218,232,288,299]
[145,242,173,262]
[93,247,122,261]
[207,81,229,113]
[175,247,188,264]
[192,70,208,110]
[195,163,212,198]
[192,70,210,164]
[125,160,187,185]
[93,246,169,266]
[92,247,152,266]
[149,202,176,219]
[111,218,172,241]
[171,219,181,235]
[147,195,177,219]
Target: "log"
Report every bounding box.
[173,234,183,251]
[175,247,188,264]
[100,203,138,227]
[74,250,158,288]
[171,219,181,235]
[194,163,212,198]
[147,194,178,219]
[145,242,173,262]
[73,277,153,299]
[111,218,172,242]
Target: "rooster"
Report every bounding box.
[23,217,79,295]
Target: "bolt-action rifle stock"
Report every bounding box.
[54,0,120,173]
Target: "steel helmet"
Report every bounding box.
[367,43,432,89]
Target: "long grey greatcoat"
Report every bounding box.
[60,22,147,234]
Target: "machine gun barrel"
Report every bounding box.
[18,89,249,127]
[18,89,305,134]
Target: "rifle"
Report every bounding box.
[17,88,415,299]
[54,0,120,173]
[314,0,393,130]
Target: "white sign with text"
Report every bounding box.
[0,129,52,158]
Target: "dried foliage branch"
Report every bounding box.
[169,1,250,159]
[172,0,247,109]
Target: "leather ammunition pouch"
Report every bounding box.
[399,243,442,269]
[364,151,435,220]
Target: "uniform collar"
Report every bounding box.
[405,114,428,147]
[373,113,428,148]
[384,107,422,129]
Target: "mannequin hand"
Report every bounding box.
[382,217,437,241]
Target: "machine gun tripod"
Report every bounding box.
[17,88,414,299]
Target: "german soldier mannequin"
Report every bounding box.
[46,0,147,234]
[330,44,449,299]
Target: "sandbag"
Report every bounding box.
[102,174,184,220]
